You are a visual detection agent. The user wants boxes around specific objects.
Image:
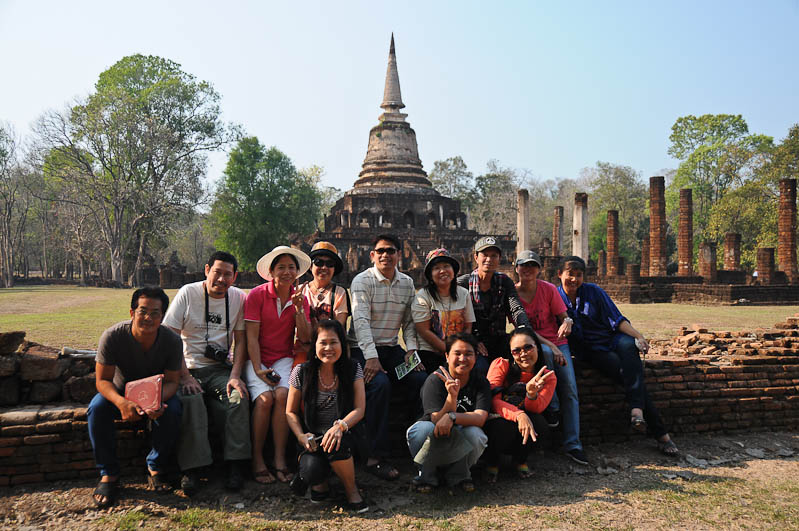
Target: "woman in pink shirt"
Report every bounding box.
[484,327,555,482]
[244,246,311,484]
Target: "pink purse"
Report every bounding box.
[124,374,164,411]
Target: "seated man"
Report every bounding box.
[88,287,183,508]
[162,251,250,495]
[350,234,428,480]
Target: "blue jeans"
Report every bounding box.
[87,392,182,477]
[406,420,487,486]
[575,333,667,438]
[350,345,427,459]
[540,343,582,451]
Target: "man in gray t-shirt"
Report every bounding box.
[88,287,182,508]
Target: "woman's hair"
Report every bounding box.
[424,259,459,303]
[505,327,546,385]
[444,332,479,354]
[270,253,299,271]
[558,255,586,273]
[301,319,354,430]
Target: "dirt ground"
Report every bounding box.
[2,430,797,530]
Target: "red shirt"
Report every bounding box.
[487,357,556,421]
[520,279,568,346]
[244,281,310,366]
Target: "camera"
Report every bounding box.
[204,343,230,364]
[264,370,281,385]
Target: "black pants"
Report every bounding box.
[484,414,550,465]
[297,433,354,487]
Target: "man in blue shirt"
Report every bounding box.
[556,256,678,456]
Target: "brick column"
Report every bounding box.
[573,193,589,260]
[724,233,741,271]
[552,206,563,256]
[677,188,693,277]
[597,250,606,277]
[778,178,798,284]
[617,256,626,276]
[698,242,717,283]
[640,234,650,277]
[649,176,667,276]
[516,189,530,256]
[756,248,775,285]
[626,263,640,284]
[606,210,619,276]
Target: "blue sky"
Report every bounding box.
[1,0,797,191]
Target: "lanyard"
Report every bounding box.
[204,284,230,353]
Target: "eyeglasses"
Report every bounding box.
[313,258,336,268]
[510,343,536,356]
[374,247,397,255]
[135,309,162,319]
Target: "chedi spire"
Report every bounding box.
[353,34,433,190]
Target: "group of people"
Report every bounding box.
[86,234,679,511]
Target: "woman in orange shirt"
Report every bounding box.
[484,327,556,482]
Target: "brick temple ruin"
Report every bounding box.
[525,176,799,305]
[289,35,514,284]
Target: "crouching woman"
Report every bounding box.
[286,320,368,513]
[406,332,490,493]
[484,327,555,482]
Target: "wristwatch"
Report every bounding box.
[448,412,457,424]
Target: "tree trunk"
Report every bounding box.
[111,247,123,286]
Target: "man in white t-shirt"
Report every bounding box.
[162,251,250,495]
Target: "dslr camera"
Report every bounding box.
[204,342,230,364]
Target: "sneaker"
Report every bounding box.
[310,488,330,504]
[566,448,589,466]
[345,499,369,514]
[180,470,199,497]
[225,461,244,491]
[543,409,560,428]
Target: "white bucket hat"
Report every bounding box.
[256,246,311,281]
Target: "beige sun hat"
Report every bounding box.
[256,246,311,281]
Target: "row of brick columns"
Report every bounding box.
[589,177,797,284]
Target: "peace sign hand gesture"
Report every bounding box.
[291,282,308,312]
[525,366,553,398]
[435,366,460,400]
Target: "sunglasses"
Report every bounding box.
[374,247,397,255]
[313,258,336,268]
[510,343,536,356]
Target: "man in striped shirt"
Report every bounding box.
[350,234,426,480]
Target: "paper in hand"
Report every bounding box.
[395,351,421,380]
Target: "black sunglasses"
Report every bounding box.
[313,258,336,268]
[374,247,397,255]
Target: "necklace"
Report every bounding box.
[313,282,330,302]
[319,371,338,391]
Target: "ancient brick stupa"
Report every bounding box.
[304,35,513,283]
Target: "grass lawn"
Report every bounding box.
[0,285,797,348]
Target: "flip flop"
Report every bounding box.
[253,468,276,484]
[515,463,534,479]
[366,461,399,480]
[91,478,118,508]
[483,466,499,484]
[274,468,294,483]
[146,472,172,493]
[658,439,680,457]
[631,415,647,433]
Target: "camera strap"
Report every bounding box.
[204,284,230,353]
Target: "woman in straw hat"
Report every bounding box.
[243,246,312,483]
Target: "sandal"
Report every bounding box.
[631,414,647,433]
[254,468,276,484]
[274,468,294,483]
[483,466,499,484]
[458,479,476,493]
[658,439,680,457]
[366,461,399,481]
[146,472,172,493]
[515,463,534,479]
[92,478,119,508]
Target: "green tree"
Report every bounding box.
[210,137,322,270]
[667,114,773,239]
[34,54,235,284]
[468,160,524,235]
[429,156,474,204]
[581,162,649,263]
[0,124,29,287]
